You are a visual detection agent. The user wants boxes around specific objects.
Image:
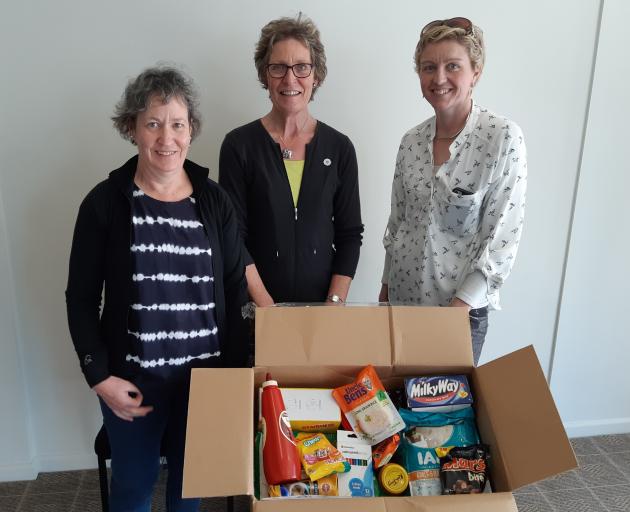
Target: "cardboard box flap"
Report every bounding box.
[256,306,391,366]
[254,365,394,389]
[390,306,473,368]
[254,497,386,511]
[253,493,517,511]
[474,346,577,489]
[384,493,518,511]
[183,368,254,498]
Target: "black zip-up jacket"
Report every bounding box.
[219,120,363,302]
[66,156,249,388]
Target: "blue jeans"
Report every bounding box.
[470,307,489,366]
[100,376,200,512]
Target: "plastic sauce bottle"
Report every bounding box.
[261,374,301,485]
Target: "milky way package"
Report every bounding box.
[405,375,472,412]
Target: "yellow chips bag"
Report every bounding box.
[295,432,350,481]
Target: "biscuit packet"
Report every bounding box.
[295,432,350,481]
[332,365,405,446]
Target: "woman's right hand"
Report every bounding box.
[378,284,389,303]
[92,376,153,422]
[245,264,274,307]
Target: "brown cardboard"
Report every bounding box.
[182,368,254,498]
[474,346,577,489]
[253,497,386,512]
[183,305,576,510]
[255,306,392,366]
[252,493,518,511]
[391,306,473,369]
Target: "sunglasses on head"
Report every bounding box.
[421,17,473,36]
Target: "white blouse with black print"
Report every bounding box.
[382,102,527,310]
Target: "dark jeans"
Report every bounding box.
[470,307,489,366]
[100,376,200,512]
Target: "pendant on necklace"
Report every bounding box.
[282,148,293,159]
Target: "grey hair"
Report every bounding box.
[414,22,485,75]
[112,65,201,143]
[254,13,327,100]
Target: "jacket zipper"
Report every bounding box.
[274,143,300,297]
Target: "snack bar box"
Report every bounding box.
[183,306,577,512]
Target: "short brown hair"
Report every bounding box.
[254,13,327,99]
[112,65,201,144]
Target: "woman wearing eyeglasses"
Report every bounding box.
[380,18,527,365]
[219,14,363,311]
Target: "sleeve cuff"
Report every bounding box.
[243,247,254,267]
[382,253,392,284]
[456,270,489,309]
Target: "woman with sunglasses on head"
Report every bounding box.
[219,14,364,318]
[380,18,527,365]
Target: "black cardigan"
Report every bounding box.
[65,156,249,387]
[219,120,363,303]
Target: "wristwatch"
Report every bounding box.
[327,294,344,304]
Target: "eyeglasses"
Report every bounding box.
[267,63,314,79]
[421,17,473,36]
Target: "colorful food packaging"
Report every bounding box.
[268,474,338,497]
[405,375,473,412]
[372,434,400,469]
[295,432,350,481]
[439,444,490,494]
[399,408,479,496]
[336,430,374,497]
[378,463,409,495]
[332,365,405,445]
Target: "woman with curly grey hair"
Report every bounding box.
[66,65,248,511]
[381,18,527,365]
[219,14,364,309]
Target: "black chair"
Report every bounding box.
[94,425,234,511]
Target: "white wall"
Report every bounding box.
[550,0,630,437]
[0,191,35,481]
[0,0,625,480]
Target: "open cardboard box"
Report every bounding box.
[183,306,577,511]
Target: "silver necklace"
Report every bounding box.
[278,116,310,159]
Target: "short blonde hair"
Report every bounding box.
[414,22,485,75]
[254,13,327,99]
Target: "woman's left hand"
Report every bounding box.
[449,297,471,311]
[326,274,351,305]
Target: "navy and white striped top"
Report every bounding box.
[126,187,220,380]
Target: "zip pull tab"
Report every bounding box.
[294,207,298,221]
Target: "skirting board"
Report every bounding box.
[0,453,98,483]
[36,453,98,474]
[564,418,630,438]
[0,461,37,483]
